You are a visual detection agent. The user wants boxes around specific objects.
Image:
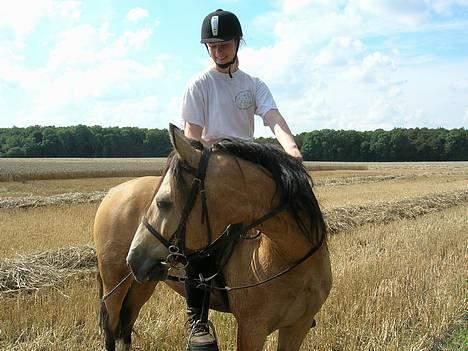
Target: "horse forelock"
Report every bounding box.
[165,151,190,210]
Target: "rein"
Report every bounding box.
[199,238,324,292]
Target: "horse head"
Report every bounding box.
[126,124,278,283]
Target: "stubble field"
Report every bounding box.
[0,160,466,350]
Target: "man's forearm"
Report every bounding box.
[265,109,303,161]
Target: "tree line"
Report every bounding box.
[0,125,171,158]
[1,125,466,161]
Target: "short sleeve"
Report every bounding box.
[254,78,277,125]
[181,79,205,128]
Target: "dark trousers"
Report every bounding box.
[185,255,216,321]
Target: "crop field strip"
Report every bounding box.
[0,158,368,181]
[0,169,466,258]
[0,158,168,182]
[1,188,467,295]
[1,168,466,207]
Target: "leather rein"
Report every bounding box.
[141,146,325,292]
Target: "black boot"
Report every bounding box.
[185,308,218,351]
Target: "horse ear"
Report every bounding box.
[169,123,201,169]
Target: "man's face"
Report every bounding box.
[207,39,237,65]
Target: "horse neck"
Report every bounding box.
[255,210,315,262]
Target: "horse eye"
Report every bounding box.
[156,200,172,210]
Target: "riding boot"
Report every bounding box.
[185,307,218,351]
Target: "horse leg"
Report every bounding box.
[117,281,158,350]
[236,322,269,351]
[97,270,131,351]
[277,317,314,351]
[97,294,116,351]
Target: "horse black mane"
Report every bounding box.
[167,138,327,243]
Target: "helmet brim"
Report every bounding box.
[201,36,236,44]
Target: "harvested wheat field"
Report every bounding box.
[0,161,466,350]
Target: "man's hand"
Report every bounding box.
[285,144,303,162]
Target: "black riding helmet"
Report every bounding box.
[201,9,243,77]
[200,9,243,43]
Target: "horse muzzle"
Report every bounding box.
[126,250,169,283]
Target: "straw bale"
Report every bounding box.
[0,191,106,209]
[0,246,96,295]
[324,189,468,233]
[314,170,467,187]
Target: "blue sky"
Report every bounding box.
[1,0,467,137]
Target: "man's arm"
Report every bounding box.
[184,122,203,141]
[264,109,303,161]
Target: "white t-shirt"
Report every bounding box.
[180,68,277,143]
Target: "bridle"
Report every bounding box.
[139,145,326,292]
[141,145,287,270]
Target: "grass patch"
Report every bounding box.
[0,203,98,257]
[431,316,468,351]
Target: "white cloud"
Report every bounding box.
[367,100,401,126]
[277,0,343,14]
[314,37,364,65]
[126,7,149,22]
[119,27,153,50]
[388,86,402,97]
[351,0,430,25]
[12,54,167,127]
[1,14,165,128]
[99,22,113,42]
[0,46,22,79]
[452,78,468,90]
[248,0,468,134]
[345,52,397,87]
[47,24,97,69]
[430,0,468,15]
[0,0,81,47]
[2,1,468,131]
[47,25,153,70]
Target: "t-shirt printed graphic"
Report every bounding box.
[235,90,254,110]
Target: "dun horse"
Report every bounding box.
[94,124,332,350]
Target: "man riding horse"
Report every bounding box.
[180,9,302,351]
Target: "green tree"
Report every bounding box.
[41,127,60,157]
[445,128,468,160]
